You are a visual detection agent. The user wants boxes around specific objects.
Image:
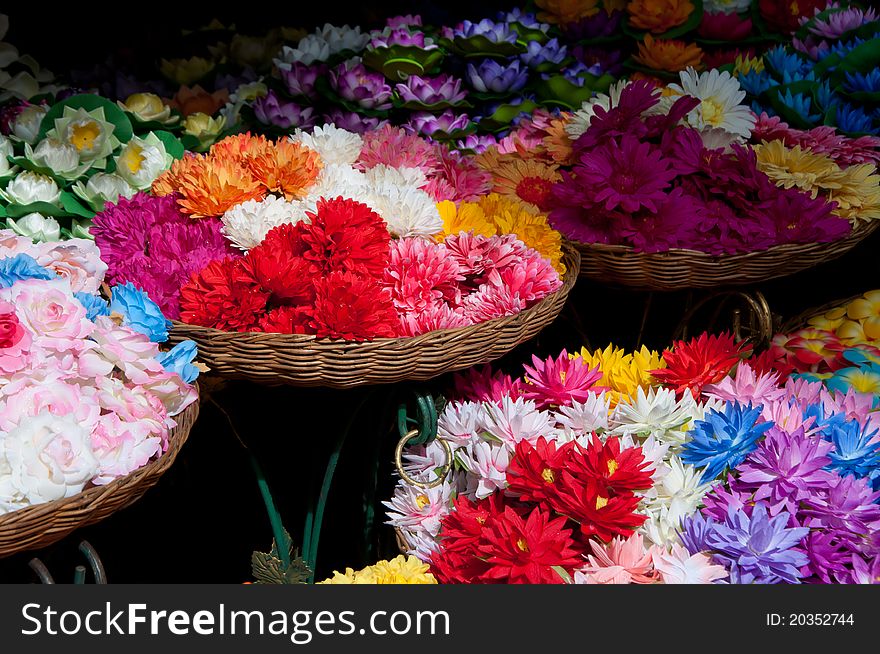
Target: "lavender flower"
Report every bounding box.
[706,503,809,584]
[252,91,316,129]
[498,9,546,30]
[329,58,393,111]
[405,110,470,136]
[369,28,435,50]
[465,59,528,94]
[851,553,880,584]
[322,108,388,134]
[679,511,716,554]
[521,38,568,68]
[455,133,498,153]
[453,19,518,44]
[803,474,880,542]
[809,7,877,39]
[280,62,327,100]
[800,531,858,584]
[571,45,624,76]
[395,74,467,105]
[558,61,604,86]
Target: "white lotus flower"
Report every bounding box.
[290,123,363,166]
[221,195,303,250]
[0,134,13,176]
[315,23,371,54]
[46,105,120,164]
[11,104,48,144]
[113,133,174,190]
[477,396,556,451]
[667,67,756,140]
[703,0,750,14]
[365,183,442,238]
[72,173,135,212]
[274,36,331,68]
[0,171,60,206]
[554,391,612,435]
[6,212,60,242]
[25,138,89,179]
[437,400,484,446]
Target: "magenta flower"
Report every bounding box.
[751,186,850,246]
[395,74,467,105]
[280,62,327,100]
[322,109,388,134]
[405,110,470,137]
[619,189,702,253]
[523,349,605,409]
[252,91,316,129]
[329,59,393,111]
[370,27,434,49]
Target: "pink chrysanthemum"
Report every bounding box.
[490,252,561,303]
[399,302,471,337]
[443,232,526,281]
[422,146,492,203]
[523,349,605,409]
[458,284,529,323]
[574,534,660,585]
[383,237,464,313]
[703,362,785,405]
[357,124,441,174]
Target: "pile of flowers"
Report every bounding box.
[92,127,565,339]
[740,3,880,137]
[387,330,879,583]
[319,555,437,584]
[0,230,199,516]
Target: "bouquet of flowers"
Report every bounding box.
[387,331,879,583]
[92,126,566,340]
[0,231,199,515]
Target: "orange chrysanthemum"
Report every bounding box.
[491,158,561,213]
[244,139,322,200]
[536,0,601,23]
[633,34,703,72]
[209,132,270,162]
[436,200,496,241]
[543,116,576,166]
[626,0,695,34]
[152,154,265,218]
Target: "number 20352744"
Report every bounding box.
[766,614,854,627]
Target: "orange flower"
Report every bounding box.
[244,140,322,200]
[633,34,703,72]
[164,85,229,117]
[626,0,695,34]
[491,158,561,212]
[209,132,270,162]
[152,154,265,218]
[536,0,601,23]
[543,116,576,166]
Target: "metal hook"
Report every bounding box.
[394,429,453,489]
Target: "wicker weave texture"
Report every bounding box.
[166,245,581,388]
[0,398,199,558]
[575,221,878,291]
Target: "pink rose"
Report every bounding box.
[90,316,164,384]
[138,368,198,418]
[0,279,93,352]
[90,413,163,485]
[95,377,171,449]
[33,239,108,295]
[0,300,31,374]
[0,230,35,258]
[0,380,101,432]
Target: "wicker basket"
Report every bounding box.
[574,221,878,291]
[0,397,199,558]
[165,244,581,388]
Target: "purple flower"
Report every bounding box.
[706,502,810,584]
[329,59,393,111]
[369,27,434,50]
[455,133,498,153]
[572,45,625,76]
[498,9,547,30]
[700,479,755,521]
[453,19,518,44]
[679,511,716,555]
[851,553,880,584]
[800,531,859,584]
[803,474,880,542]
[215,68,259,93]
[252,91,316,129]
[386,14,422,29]
[520,38,568,68]
[395,74,467,105]
[751,186,851,246]
[280,62,327,100]
[322,108,388,134]
[561,10,623,40]
[737,427,837,515]
[465,59,528,94]
[404,110,470,136]
[559,61,603,86]
[619,188,703,253]
[809,7,877,39]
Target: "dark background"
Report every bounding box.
[0,2,878,583]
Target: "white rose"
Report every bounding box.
[12,105,48,144]
[7,212,61,242]
[0,411,98,508]
[0,171,61,206]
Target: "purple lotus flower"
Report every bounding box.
[395,74,467,105]
[280,62,327,100]
[453,19,518,44]
[252,91,316,129]
[705,502,810,584]
[499,8,547,30]
[329,59,393,111]
[561,9,623,40]
[521,38,568,68]
[455,133,498,153]
[572,45,624,76]
[557,61,604,86]
[369,28,434,49]
[465,59,528,94]
[386,14,422,29]
[809,7,877,39]
[323,108,388,134]
[404,110,470,136]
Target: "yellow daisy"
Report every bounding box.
[753,140,843,198]
[825,163,880,223]
[318,555,437,584]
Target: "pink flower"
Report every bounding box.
[90,412,164,485]
[451,365,524,404]
[0,299,31,375]
[383,238,464,314]
[652,544,729,584]
[443,232,526,282]
[399,302,471,337]
[523,349,605,409]
[94,377,171,448]
[0,280,93,353]
[458,283,529,323]
[703,363,785,405]
[0,381,100,432]
[489,251,561,302]
[422,146,492,203]
[135,367,199,418]
[89,316,164,385]
[760,399,814,436]
[357,125,441,174]
[459,439,510,499]
[32,239,107,295]
[574,534,660,584]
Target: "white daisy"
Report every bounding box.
[667,67,756,139]
[364,183,442,238]
[220,195,302,250]
[289,123,363,166]
[477,396,556,451]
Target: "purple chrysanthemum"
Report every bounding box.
[802,474,880,544]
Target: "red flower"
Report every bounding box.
[450,364,525,403]
[244,226,315,306]
[568,435,653,496]
[747,347,795,380]
[769,329,847,375]
[651,332,748,398]
[506,437,578,509]
[438,494,505,554]
[555,475,647,542]
[430,550,492,585]
[258,305,314,334]
[0,308,26,349]
[759,0,827,33]
[309,270,398,340]
[477,504,584,584]
[301,196,390,277]
[179,258,269,331]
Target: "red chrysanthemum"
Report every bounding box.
[258,305,314,334]
[568,435,654,496]
[244,225,315,306]
[437,494,505,555]
[309,270,398,341]
[506,437,578,509]
[430,549,493,585]
[522,349,605,409]
[301,196,391,277]
[179,258,269,332]
[650,332,749,398]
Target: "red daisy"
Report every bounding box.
[650,332,749,398]
[179,258,269,332]
[309,270,399,340]
[568,435,654,496]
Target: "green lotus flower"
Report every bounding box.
[7,212,61,242]
[72,172,135,213]
[24,138,91,180]
[113,132,174,190]
[45,105,120,166]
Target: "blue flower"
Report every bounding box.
[739,70,773,96]
[764,46,812,81]
[780,90,821,123]
[681,402,773,480]
[520,38,567,68]
[705,502,809,584]
[74,292,110,321]
[751,100,771,117]
[802,403,848,435]
[0,254,54,288]
[823,420,880,484]
[815,80,839,110]
[845,69,880,94]
[836,102,877,134]
[819,37,866,62]
[109,282,171,343]
[156,340,200,384]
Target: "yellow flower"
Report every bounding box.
[118,93,177,125]
[808,305,847,333]
[733,55,764,76]
[535,0,601,24]
[436,200,496,240]
[490,158,561,213]
[845,290,880,342]
[160,56,216,86]
[633,34,703,72]
[478,194,566,275]
[753,140,843,197]
[825,163,880,223]
[575,344,665,406]
[183,112,227,152]
[627,0,695,34]
[318,556,437,584]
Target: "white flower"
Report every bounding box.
[90,412,163,485]
[11,104,48,144]
[72,172,135,212]
[383,479,452,539]
[653,544,729,584]
[400,439,457,480]
[437,400,483,447]
[459,438,510,499]
[307,162,368,200]
[699,127,740,150]
[0,411,98,513]
[611,386,694,442]
[0,171,60,206]
[274,36,331,68]
[25,138,89,179]
[220,195,303,250]
[554,391,612,434]
[113,133,174,190]
[565,80,638,139]
[46,106,120,164]
[364,164,427,188]
[477,396,556,450]
[6,212,60,242]
[365,183,442,238]
[703,0,751,14]
[667,67,756,139]
[0,134,13,175]
[639,456,712,547]
[314,23,371,54]
[289,123,363,166]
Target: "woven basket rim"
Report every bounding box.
[170,242,580,346]
[0,395,199,558]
